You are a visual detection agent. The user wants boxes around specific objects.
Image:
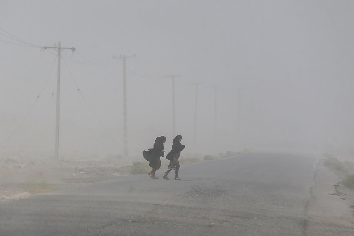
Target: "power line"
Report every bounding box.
[61,58,121,149]
[61,50,118,66]
[0,37,39,48]
[0,56,58,149]
[0,27,42,48]
[75,51,115,65]
[37,56,58,97]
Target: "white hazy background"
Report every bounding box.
[1,0,353,159]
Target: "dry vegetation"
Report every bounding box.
[23,179,57,194]
[323,153,354,190]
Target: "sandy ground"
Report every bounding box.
[1,153,354,235]
[306,158,354,235]
[0,156,132,201]
[0,153,207,201]
[2,152,354,233]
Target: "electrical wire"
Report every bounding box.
[37,56,58,98]
[75,51,114,64]
[0,27,42,48]
[0,56,58,149]
[61,57,121,148]
[0,37,39,48]
[61,50,118,66]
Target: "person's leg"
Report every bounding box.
[175,160,181,180]
[150,168,158,179]
[148,161,159,179]
[148,161,154,177]
[163,168,172,180]
[163,159,175,180]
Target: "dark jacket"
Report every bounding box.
[152,136,165,158]
[171,141,185,154]
[166,135,185,160]
[143,136,166,162]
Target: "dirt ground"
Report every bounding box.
[0,152,209,201]
[0,156,133,201]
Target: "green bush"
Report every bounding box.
[23,179,57,194]
[130,162,151,174]
[342,174,354,190]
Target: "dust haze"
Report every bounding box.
[1,0,354,161]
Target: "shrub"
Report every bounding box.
[130,162,151,174]
[342,174,354,190]
[23,179,57,194]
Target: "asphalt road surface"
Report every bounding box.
[1,153,354,236]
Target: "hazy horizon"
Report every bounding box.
[1,0,354,159]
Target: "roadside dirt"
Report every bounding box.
[306,158,354,235]
[0,157,131,201]
[0,154,207,201]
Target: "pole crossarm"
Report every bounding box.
[43,46,75,52]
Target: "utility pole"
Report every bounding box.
[213,86,218,137]
[237,89,242,133]
[164,75,182,137]
[120,55,134,157]
[43,42,75,159]
[213,85,220,152]
[191,82,203,146]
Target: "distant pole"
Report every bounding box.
[55,42,61,160]
[237,89,242,133]
[172,77,175,136]
[120,55,135,157]
[43,42,75,159]
[165,75,182,137]
[122,55,128,157]
[214,86,218,137]
[191,82,203,146]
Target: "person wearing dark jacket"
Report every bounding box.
[163,135,185,180]
[148,136,166,179]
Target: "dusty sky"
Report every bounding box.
[1,0,353,158]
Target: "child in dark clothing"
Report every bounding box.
[147,136,166,179]
[163,135,185,180]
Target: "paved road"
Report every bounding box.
[0,153,353,235]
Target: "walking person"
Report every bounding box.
[163,135,185,180]
[144,136,166,179]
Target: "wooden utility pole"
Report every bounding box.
[191,82,203,146]
[43,42,75,159]
[120,55,134,157]
[164,75,182,137]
